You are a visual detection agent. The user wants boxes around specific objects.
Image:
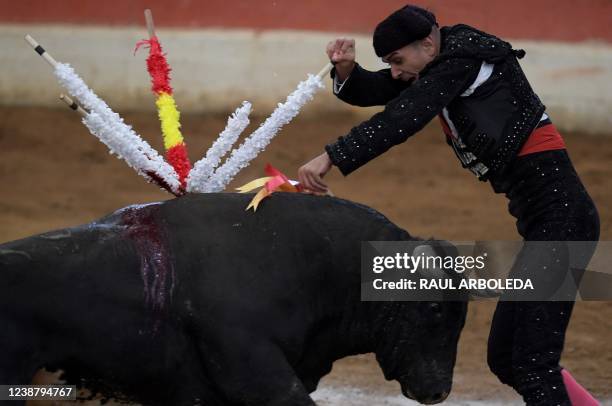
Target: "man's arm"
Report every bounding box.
[332,63,411,107]
[326,57,482,176]
[326,37,409,107]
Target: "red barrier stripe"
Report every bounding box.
[2,0,611,43]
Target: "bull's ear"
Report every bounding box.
[412,243,467,301]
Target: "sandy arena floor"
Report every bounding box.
[0,106,610,404]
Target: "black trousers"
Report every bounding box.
[488,149,600,405]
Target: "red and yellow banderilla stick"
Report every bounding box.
[136,9,192,191]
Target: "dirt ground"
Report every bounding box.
[0,106,610,403]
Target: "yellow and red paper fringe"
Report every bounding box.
[236,164,303,211]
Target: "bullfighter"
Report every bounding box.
[297,4,600,405]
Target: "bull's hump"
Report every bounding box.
[163,192,410,237]
[168,192,382,217]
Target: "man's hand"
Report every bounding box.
[298,152,333,194]
[326,38,356,82]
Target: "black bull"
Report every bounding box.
[0,193,467,405]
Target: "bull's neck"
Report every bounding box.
[329,299,402,358]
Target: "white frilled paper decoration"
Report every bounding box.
[54,63,182,195]
[186,101,252,193]
[198,73,326,193]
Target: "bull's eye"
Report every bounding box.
[429,302,442,314]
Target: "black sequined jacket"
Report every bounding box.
[325,24,546,181]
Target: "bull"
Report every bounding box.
[0,193,467,405]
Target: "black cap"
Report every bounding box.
[373,5,438,57]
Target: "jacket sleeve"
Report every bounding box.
[331,63,411,107]
[326,58,482,176]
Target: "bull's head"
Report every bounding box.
[372,242,468,404]
[373,300,467,404]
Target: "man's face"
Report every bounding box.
[382,37,438,82]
